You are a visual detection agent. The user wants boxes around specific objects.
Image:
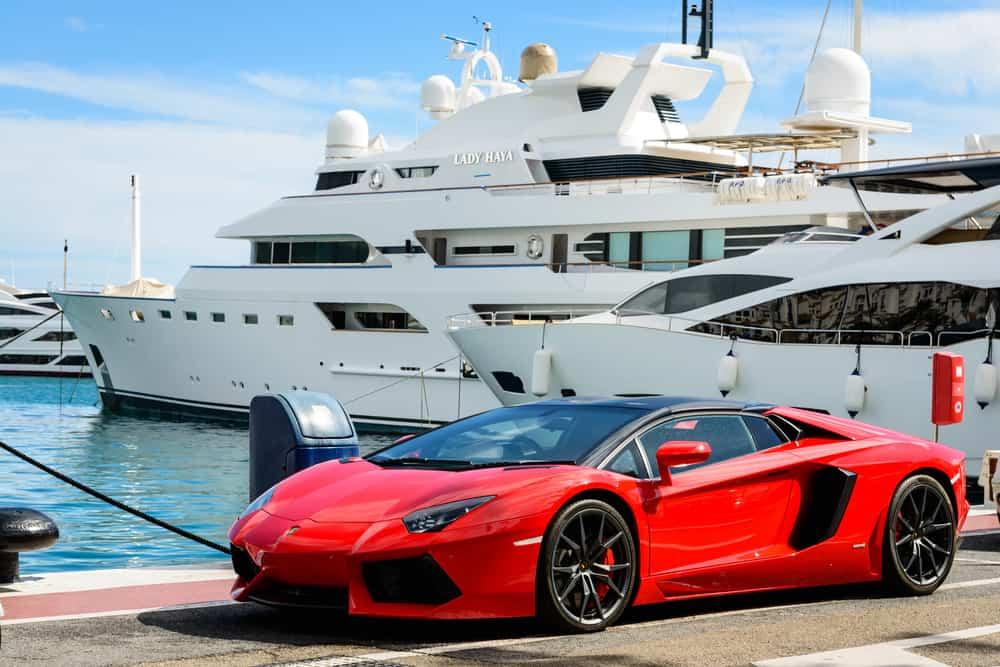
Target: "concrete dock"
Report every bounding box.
[2,511,998,666]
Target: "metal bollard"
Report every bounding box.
[0,508,59,583]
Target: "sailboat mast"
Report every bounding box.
[853,0,863,54]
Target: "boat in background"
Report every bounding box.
[447,157,1000,492]
[0,280,87,377]
[50,6,975,429]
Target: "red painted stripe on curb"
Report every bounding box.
[1,578,233,621]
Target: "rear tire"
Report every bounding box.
[882,474,956,595]
[536,499,637,633]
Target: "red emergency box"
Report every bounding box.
[932,352,965,426]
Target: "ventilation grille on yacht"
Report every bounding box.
[577,87,614,112]
[543,155,739,182]
[651,95,681,123]
[315,170,365,191]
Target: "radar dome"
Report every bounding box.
[421,75,456,120]
[519,42,558,82]
[804,48,871,117]
[326,109,369,160]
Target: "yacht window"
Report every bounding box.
[100,308,114,321]
[453,245,516,256]
[36,302,60,310]
[702,229,725,261]
[211,312,225,323]
[315,170,364,190]
[0,306,32,316]
[184,311,198,321]
[272,242,291,264]
[642,230,690,271]
[290,241,369,264]
[254,242,272,264]
[395,166,438,178]
[0,354,58,365]
[33,331,76,342]
[354,311,427,332]
[159,309,172,319]
[243,313,258,325]
[0,328,23,339]
[56,355,89,366]
[130,309,145,323]
[696,282,1000,346]
[278,315,294,326]
[618,275,791,316]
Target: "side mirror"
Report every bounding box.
[393,433,417,446]
[655,441,712,483]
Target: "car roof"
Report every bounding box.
[531,395,772,414]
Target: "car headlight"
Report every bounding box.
[402,496,495,533]
[239,486,276,519]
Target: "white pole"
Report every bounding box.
[853,0,863,54]
[130,174,141,282]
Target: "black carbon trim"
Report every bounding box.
[791,467,858,550]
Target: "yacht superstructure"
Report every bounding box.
[0,281,87,377]
[448,158,1000,484]
[52,13,959,429]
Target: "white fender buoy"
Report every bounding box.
[975,362,997,409]
[844,372,866,418]
[717,353,739,397]
[531,349,552,396]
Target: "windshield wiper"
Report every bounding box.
[369,457,473,467]
[463,459,577,469]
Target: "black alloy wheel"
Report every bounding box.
[538,499,636,632]
[884,474,957,595]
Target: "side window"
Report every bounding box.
[742,416,787,450]
[638,415,757,475]
[605,441,646,479]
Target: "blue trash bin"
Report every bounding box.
[248,391,360,500]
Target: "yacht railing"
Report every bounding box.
[449,307,999,349]
[447,308,606,329]
[487,171,728,198]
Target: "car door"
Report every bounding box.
[638,413,800,595]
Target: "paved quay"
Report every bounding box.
[2,517,998,666]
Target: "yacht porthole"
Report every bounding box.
[369,167,385,190]
[526,234,544,260]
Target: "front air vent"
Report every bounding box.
[578,87,614,112]
[543,155,740,182]
[652,95,681,123]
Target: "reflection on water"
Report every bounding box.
[0,376,392,573]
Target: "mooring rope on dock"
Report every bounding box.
[0,441,231,555]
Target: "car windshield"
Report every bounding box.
[369,404,647,468]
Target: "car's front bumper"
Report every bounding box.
[229,508,550,620]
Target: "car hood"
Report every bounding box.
[261,459,580,523]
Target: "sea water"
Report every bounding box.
[0,376,392,573]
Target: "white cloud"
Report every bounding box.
[0,63,323,130]
[0,117,321,287]
[64,17,89,32]
[241,71,420,110]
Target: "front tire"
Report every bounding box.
[883,474,956,595]
[537,499,637,633]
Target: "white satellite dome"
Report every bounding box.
[420,75,456,120]
[804,48,871,117]
[326,109,369,160]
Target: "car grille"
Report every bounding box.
[249,581,349,609]
[362,554,461,605]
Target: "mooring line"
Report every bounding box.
[0,441,231,555]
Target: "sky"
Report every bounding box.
[1,0,998,289]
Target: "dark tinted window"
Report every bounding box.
[619,275,790,315]
[743,416,786,450]
[0,328,23,339]
[254,242,272,264]
[315,170,363,190]
[272,242,290,264]
[606,442,646,479]
[639,415,756,474]
[211,312,225,323]
[33,331,76,342]
[370,404,646,466]
[0,306,31,316]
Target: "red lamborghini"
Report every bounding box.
[228,397,968,632]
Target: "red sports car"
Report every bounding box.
[228,397,968,632]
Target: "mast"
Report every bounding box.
[853,0,863,54]
[130,174,142,283]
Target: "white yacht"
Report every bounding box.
[0,281,87,377]
[447,157,1000,489]
[52,12,954,429]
